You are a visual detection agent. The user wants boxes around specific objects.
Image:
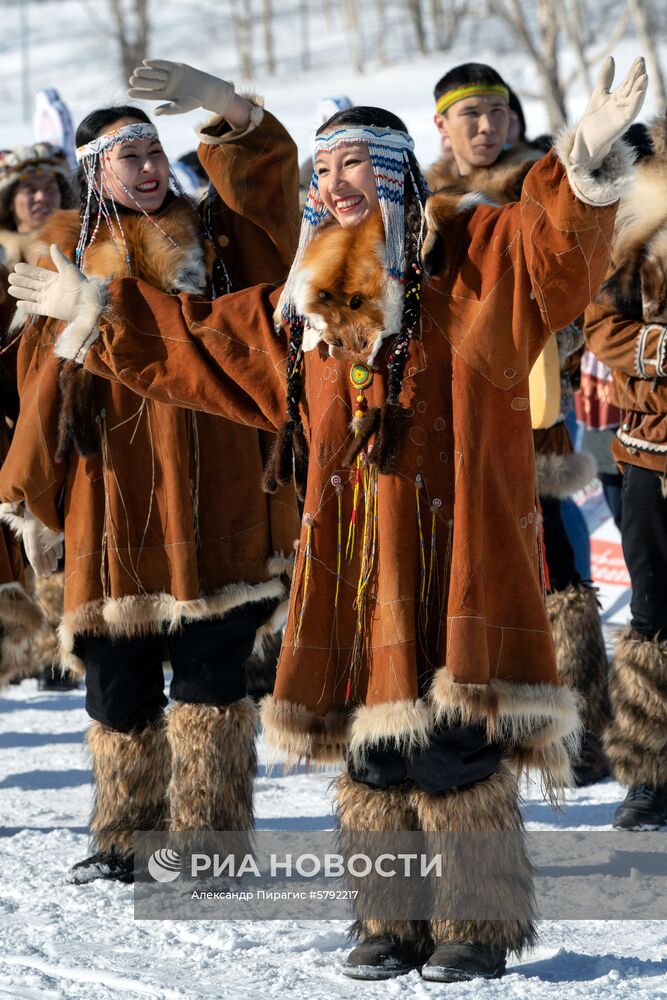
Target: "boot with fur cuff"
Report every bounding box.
[546,584,610,785]
[412,761,537,962]
[337,773,431,979]
[167,698,258,832]
[71,717,169,883]
[605,629,667,792]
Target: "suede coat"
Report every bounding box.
[0,265,45,683]
[584,118,667,474]
[426,146,594,499]
[584,294,667,473]
[74,150,619,789]
[0,110,301,673]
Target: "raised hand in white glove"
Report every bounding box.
[571,56,647,171]
[23,508,63,578]
[127,59,235,118]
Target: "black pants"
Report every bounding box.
[541,495,581,592]
[79,606,257,733]
[600,471,623,532]
[622,464,667,638]
[348,722,503,794]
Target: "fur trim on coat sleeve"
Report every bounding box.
[0,501,26,539]
[536,449,597,499]
[555,129,636,207]
[53,277,109,364]
[196,99,265,146]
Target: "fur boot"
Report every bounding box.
[0,583,44,686]
[167,698,258,832]
[412,761,537,956]
[33,571,64,670]
[604,629,667,789]
[336,772,430,949]
[546,584,610,784]
[87,717,170,856]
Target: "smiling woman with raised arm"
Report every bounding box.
[0,63,301,888]
[8,58,646,981]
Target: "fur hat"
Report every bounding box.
[0,143,71,226]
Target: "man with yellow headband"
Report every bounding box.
[432,63,511,176]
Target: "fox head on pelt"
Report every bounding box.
[278,213,404,365]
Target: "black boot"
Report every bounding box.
[613,785,667,830]
[67,849,134,885]
[342,935,429,980]
[421,942,507,982]
[38,667,80,692]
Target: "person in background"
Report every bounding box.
[584,112,667,830]
[0,143,76,691]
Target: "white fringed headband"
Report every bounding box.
[75,122,160,163]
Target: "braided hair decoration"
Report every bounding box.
[264,118,428,498]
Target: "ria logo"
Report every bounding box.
[147,848,182,882]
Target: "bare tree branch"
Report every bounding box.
[628,0,666,109]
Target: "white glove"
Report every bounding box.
[127,59,235,118]
[571,56,647,171]
[9,245,89,323]
[23,508,63,578]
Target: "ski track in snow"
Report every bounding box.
[0,675,665,999]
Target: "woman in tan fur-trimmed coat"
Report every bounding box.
[427,105,609,787]
[8,57,646,980]
[0,76,300,883]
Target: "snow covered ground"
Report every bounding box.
[1,615,666,999]
[2,496,663,999]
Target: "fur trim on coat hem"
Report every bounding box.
[262,674,580,797]
[536,449,597,498]
[429,671,582,797]
[58,576,286,674]
[348,699,433,768]
[554,129,636,207]
[260,695,349,766]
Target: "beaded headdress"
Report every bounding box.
[74,120,228,293]
[76,122,167,269]
[279,124,424,331]
[75,121,159,163]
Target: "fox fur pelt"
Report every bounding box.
[31,200,215,461]
[284,194,483,365]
